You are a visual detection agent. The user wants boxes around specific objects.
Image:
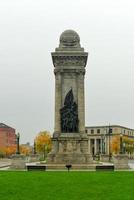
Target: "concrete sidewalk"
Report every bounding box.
[0,159,11,169]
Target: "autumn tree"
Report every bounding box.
[0,144,31,157]
[123,136,134,154]
[5,145,16,156]
[0,147,6,157]
[0,145,16,157]
[35,131,52,155]
[20,145,31,155]
[111,136,120,154]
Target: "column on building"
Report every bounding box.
[94,139,97,155]
[88,139,91,154]
[106,136,109,155]
[100,138,103,154]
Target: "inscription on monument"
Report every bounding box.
[60,89,79,133]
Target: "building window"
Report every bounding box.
[109,128,112,133]
[97,129,100,134]
[91,129,94,134]
[85,129,88,133]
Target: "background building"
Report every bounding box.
[0,123,16,148]
[86,125,134,157]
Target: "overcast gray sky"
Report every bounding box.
[0,0,134,144]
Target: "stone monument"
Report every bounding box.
[47,30,92,164]
[113,154,129,169]
[10,133,26,169]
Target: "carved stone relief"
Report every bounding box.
[52,56,87,67]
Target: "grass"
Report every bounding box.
[0,171,134,200]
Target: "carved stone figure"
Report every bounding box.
[60,89,79,133]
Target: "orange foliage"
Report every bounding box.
[111,136,120,154]
[0,144,31,156]
[123,136,134,145]
[0,145,16,157]
[122,136,134,153]
[35,131,52,153]
[20,145,31,155]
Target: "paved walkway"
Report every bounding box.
[128,160,134,169]
[0,159,11,170]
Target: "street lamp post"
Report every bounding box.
[101,134,105,154]
[103,128,107,154]
[16,132,20,154]
[108,125,112,161]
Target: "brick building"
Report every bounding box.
[0,123,16,148]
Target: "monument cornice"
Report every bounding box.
[51,52,88,56]
[52,55,88,67]
[54,68,85,75]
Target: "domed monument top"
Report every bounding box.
[60,30,80,47]
[56,29,84,51]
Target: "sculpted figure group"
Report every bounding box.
[60,89,79,133]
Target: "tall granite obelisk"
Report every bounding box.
[47,30,91,164]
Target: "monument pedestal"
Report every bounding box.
[47,133,93,164]
[27,154,40,162]
[113,154,129,169]
[10,154,26,169]
[100,154,111,162]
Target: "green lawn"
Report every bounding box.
[0,171,134,200]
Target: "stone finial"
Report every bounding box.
[59,30,81,48]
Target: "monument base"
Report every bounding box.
[100,154,111,162]
[27,154,40,162]
[113,154,129,169]
[10,154,26,169]
[47,133,93,164]
[46,163,96,170]
[47,152,93,164]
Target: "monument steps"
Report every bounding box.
[44,164,96,170]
